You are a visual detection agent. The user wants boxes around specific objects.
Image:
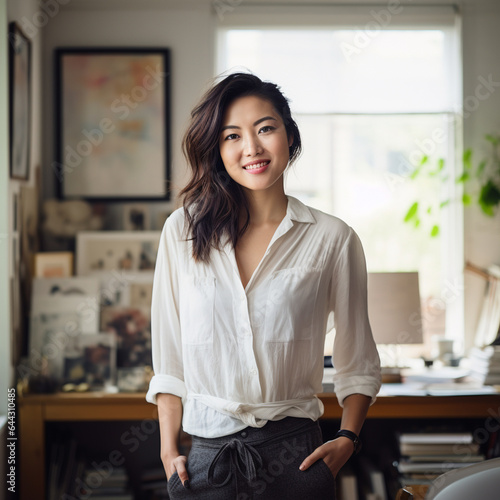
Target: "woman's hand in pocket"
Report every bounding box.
[163,453,190,488]
[299,437,353,478]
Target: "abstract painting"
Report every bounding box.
[55,48,170,200]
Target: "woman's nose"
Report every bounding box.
[243,136,263,156]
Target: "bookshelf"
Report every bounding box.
[18,391,500,500]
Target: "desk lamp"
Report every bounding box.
[367,272,423,382]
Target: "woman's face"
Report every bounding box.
[218,95,292,195]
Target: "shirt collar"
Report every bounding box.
[285,195,316,224]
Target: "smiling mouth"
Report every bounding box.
[243,161,270,170]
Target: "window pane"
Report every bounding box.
[222,29,451,113]
[286,113,448,300]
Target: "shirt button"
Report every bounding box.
[250,368,258,376]
[241,431,248,438]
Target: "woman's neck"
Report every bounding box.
[241,188,288,227]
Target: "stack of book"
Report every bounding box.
[47,433,133,500]
[469,345,500,385]
[397,432,484,490]
[80,466,133,500]
[140,467,168,500]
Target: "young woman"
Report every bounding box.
[146,73,381,499]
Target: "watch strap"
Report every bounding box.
[334,429,361,454]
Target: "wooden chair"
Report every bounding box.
[396,489,414,500]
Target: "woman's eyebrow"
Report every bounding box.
[220,116,277,132]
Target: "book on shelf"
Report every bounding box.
[357,456,388,500]
[397,459,484,474]
[399,433,474,445]
[338,467,358,500]
[405,454,485,463]
[399,442,480,456]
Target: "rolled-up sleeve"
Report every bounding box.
[329,228,382,407]
[146,215,187,405]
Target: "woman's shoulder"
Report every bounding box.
[294,198,354,242]
[161,206,187,238]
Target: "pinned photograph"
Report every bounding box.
[76,231,160,275]
[100,306,151,368]
[63,333,116,390]
[34,252,73,278]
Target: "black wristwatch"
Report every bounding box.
[334,429,361,455]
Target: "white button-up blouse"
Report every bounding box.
[146,195,381,438]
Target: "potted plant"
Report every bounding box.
[404,133,500,235]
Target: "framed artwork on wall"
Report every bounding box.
[54,48,171,200]
[76,231,160,275]
[8,22,31,181]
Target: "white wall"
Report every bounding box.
[41,0,216,222]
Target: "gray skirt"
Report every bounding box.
[167,416,336,499]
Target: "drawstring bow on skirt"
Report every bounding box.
[207,438,263,488]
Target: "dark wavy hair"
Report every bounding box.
[179,72,302,263]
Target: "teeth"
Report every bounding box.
[244,162,268,170]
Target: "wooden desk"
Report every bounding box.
[18,392,500,500]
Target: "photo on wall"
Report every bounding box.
[8,22,31,181]
[55,48,171,200]
[76,231,160,275]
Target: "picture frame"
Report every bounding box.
[34,252,74,278]
[76,231,160,275]
[8,22,31,181]
[63,333,116,390]
[54,48,171,201]
[97,270,154,307]
[29,310,81,381]
[100,305,151,369]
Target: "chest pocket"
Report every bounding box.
[179,275,215,346]
[264,267,321,342]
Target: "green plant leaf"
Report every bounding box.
[430,225,440,237]
[427,206,432,214]
[437,158,445,171]
[476,160,487,177]
[462,193,472,205]
[485,134,500,146]
[457,171,470,183]
[479,180,500,215]
[410,155,428,179]
[404,202,419,222]
[463,149,472,169]
[440,199,450,208]
[414,218,421,228]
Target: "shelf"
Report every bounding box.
[18,391,500,500]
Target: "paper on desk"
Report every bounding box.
[379,383,499,397]
[379,383,428,396]
[425,383,498,396]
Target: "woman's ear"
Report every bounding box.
[288,134,294,148]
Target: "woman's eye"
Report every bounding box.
[259,126,274,134]
[224,133,239,141]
